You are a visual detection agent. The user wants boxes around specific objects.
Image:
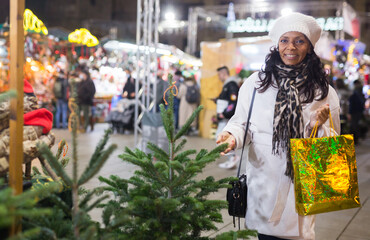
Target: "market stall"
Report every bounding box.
[199,36,272,139]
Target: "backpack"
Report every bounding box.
[186,84,200,104]
[53,79,64,99]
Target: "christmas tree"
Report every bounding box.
[99,75,257,239]
[26,80,117,239]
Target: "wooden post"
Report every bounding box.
[9,0,25,235]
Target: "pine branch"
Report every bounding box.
[48,194,72,216]
[175,105,203,141]
[174,138,187,154]
[207,143,228,156]
[174,149,197,163]
[38,155,60,181]
[79,187,104,209]
[195,149,208,161]
[119,152,151,169]
[147,142,169,162]
[56,139,67,160]
[89,129,113,167]
[135,169,168,188]
[32,166,41,175]
[169,160,184,173]
[78,144,117,186]
[121,146,137,158]
[215,229,258,240]
[98,175,129,191]
[37,143,73,186]
[7,228,41,240]
[159,104,173,141]
[85,194,110,212]
[80,225,97,240]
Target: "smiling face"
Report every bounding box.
[278,31,312,66]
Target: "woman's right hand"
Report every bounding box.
[216,131,236,155]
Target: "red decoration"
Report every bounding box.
[24,109,53,134]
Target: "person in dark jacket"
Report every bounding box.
[53,70,69,129]
[349,80,365,144]
[122,69,136,99]
[215,66,239,169]
[77,69,96,132]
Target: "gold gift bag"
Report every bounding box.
[290,113,361,215]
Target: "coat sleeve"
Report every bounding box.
[222,82,239,119]
[223,76,257,149]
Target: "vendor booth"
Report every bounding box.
[199,36,272,139]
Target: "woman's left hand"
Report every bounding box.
[309,104,330,129]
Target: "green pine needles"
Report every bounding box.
[98,75,256,240]
[32,79,118,239]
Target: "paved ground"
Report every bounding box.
[46,123,370,240]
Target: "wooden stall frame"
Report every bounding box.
[9,0,25,235]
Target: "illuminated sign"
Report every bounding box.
[227,17,344,33]
[23,9,48,35]
[68,28,99,47]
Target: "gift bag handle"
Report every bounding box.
[309,110,335,138]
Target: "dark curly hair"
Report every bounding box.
[258,47,329,104]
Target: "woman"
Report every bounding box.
[77,69,96,132]
[177,75,198,132]
[217,13,340,239]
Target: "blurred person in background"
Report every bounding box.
[122,69,136,99]
[176,74,199,134]
[349,80,366,145]
[77,69,96,132]
[215,66,240,169]
[53,69,69,129]
[173,70,184,129]
[335,78,351,133]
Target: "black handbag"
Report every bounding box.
[227,88,256,229]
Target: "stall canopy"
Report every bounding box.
[103,40,202,67]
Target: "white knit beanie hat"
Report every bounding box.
[269,12,322,47]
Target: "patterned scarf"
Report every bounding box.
[272,61,307,181]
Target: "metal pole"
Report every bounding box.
[134,0,142,146]
[340,1,345,40]
[143,0,149,112]
[134,0,160,147]
[9,0,25,234]
[147,0,153,109]
[187,7,197,55]
[152,0,159,112]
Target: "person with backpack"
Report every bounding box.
[177,74,199,134]
[215,66,239,169]
[53,70,69,129]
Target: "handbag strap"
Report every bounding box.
[237,88,257,178]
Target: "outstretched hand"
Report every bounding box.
[309,104,330,129]
[216,131,236,155]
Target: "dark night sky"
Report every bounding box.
[0,0,47,23]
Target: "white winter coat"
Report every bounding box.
[223,72,340,239]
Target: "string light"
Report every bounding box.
[23,9,48,35]
[68,28,99,47]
